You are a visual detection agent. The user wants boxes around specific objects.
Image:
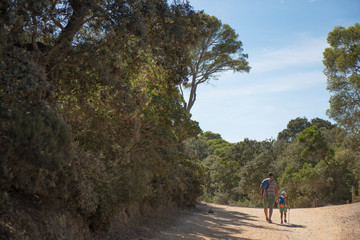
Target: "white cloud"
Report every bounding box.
[196,70,326,99]
[250,35,328,74]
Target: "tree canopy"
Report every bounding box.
[323,23,360,133]
[1,0,205,233]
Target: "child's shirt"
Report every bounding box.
[279,196,287,211]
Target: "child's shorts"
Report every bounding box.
[279,203,287,212]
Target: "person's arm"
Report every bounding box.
[278,198,281,209]
[275,185,279,202]
[260,187,263,199]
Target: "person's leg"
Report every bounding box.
[263,195,269,221]
[264,207,268,221]
[269,207,273,221]
[284,212,287,223]
[280,211,283,224]
[268,195,275,222]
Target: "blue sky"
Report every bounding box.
[185,0,360,143]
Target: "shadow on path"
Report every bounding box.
[156,203,307,240]
[278,223,306,228]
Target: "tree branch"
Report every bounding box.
[45,0,90,68]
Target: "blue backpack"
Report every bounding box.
[260,178,272,194]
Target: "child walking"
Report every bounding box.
[279,191,290,224]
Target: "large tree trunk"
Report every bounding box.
[186,77,198,113]
[42,0,90,81]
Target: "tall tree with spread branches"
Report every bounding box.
[181,14,250,113]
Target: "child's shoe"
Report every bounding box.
[284,219,287,223]
[281,220,283,224]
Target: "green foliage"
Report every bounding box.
[273,139,304,175]
[57,57,204,227]
[192,132,275,205]
[278,125,357,207]
[1,0,207,232]
[0,108,73,195]
[207,138,233,156]
[1,4,360,235]
[200,131,223,141]
[4,109,71,170]
[310,118,336,130]
[192,117,359,208]
[183,137,210,161]
[323,23,360,133]
[277,117,311,142]
[239,149,275,206]
[298,126,330,163]
[201,155,241,204]
[322,126,347,149]
[230,138,271,166]
[279,156,356,207]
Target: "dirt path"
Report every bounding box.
[146,202,360,240]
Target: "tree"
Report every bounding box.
[323,23,360,133]
[279,126,357,207]
[310,118,336,130]
[277,117,311,142]
[1,0,206,232]
[298,126,332,164]
[182,14,250,112]
[199,131,223,141]
[183,137,210,161]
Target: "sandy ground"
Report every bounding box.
[137,202,360,240]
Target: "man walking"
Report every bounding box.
[260,172,278,223]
